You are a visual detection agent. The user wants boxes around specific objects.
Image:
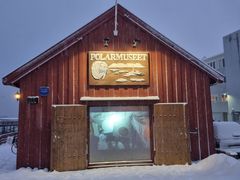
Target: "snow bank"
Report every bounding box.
[0,143,16,174]
[0,143,240,180]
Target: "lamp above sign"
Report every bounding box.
[88,51,149,86]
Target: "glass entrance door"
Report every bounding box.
[89,106,151,163]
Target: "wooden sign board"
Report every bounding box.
[88,51,149,86]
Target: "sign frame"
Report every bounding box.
[88,51,150,86]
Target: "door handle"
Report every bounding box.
[189,128,198,135]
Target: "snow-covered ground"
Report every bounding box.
[0,143,240,180]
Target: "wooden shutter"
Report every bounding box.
[50,105,87,171]
[153,103,190,165]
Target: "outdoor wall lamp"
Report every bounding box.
[221,93,228,102]
[132,38,141,48]
[103,37,110,47]
[15,91,20,101]
[222,93,228,98]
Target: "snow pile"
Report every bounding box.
[190,154,240,179]
[0,143,240,180]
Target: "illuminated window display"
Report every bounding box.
[89,106,151,163]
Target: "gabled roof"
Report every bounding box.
[2,4,224,87]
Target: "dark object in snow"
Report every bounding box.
[11,135,18,155]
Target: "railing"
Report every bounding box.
[0,118,18,144]
[0,132,18,145]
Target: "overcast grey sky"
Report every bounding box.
[0,0,240,117]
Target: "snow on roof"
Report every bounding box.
[0,143,240,179]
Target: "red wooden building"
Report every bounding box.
[3,4,224,171]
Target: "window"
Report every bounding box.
[223,112,228,121]
[211,95,218,102]
[232,111,240,121]
[212,61,215,69]
[89,106,151,163]
[222,58,225,67]
[208,62,216,69]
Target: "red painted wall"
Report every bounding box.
[17,14,214,169]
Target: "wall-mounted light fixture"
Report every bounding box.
[221,93,228,102]
[222,93,228,98]
[103,37,110,47]
[132,38,141,48]
[15,91,20,101]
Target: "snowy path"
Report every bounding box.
[0,143,240,180]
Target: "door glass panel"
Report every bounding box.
[89,106,151,163]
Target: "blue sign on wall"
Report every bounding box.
[39,86,49,96]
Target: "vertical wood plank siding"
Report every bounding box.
[17,15,214,168]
